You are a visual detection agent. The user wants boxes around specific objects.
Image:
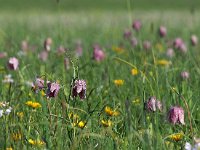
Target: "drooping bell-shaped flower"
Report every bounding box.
[8,57,19,70]
[168,106,185,125]
[72,79,86,99]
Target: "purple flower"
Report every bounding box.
[44,37,52,51]
[191,35,198,46]
[130,37,138,47]
[181,71,189,80]
[72,79,86,99]
[145,96,162,112]
[35,78,45,89]
[93,47,105,62]
[8,57,19,70]
[132,20,142,32]
[159,26,167,37]
[47,82,60,98]
[168,106,185,125]
[173,38,187,53]
[143,41,151,50]
[123,29,132,39]
[166,48,174,58]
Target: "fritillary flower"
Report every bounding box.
[181,71,189,80]
[191,35,198,46]
[47,82,60,98]
[8,57,19,70]
[72,79,86,99]
[159,26,167,37]
[132,20,142,32]
[168,106,185,125]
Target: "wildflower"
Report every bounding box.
[35,78,45,89]
[75,40,83,57]
[174,38,187,53]
[8,57,19,70]
[25,101,41,109]
[17,112,24,118]
[104,106,120,116]
[145,96,162,112]
[28,139,45,146]
[4,107,12,115]
[6,148,13,150]
[123,29,132,39]
[169,132,184,141]
[159,26,167,37]
[38,50,48,61]
[0,110,3,118]
[68,112,79,120]
[40,90,46,96]
[143,41,151,50]
[191,35,198,46]
[72,79,86,99]
[93,47,105,61]
[185,138,200,150]
[130,37,138,47]
[168,106,185,125]
[114,79,124,86]
[64,57,70,70]
[156,59,171,66]
[12,132,22,141]
[2,74,14,83]
[46,82,60,98]
[78,121,86,129]
[166,48,174,58]
[181,71,189,80]
[101,119,112,127]
[112,46,125,54]
[132,20,142,31]
[44,37,52,51]
[131,68,138,75]
[132,98,140,105]
[57,45,66,55]
[21,40,29,52]
[0,52,7,58]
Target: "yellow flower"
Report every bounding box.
[12,132,22,141]
[28,139,45,146]
[114,80,124,86]
[104,106,119,116]
[101,119,112,127]
[6,148,13,150]
[17,112,24,119]
[112,46,125,54]
[168,133,184,142]
[25,101,41,109]
[40,90,46,96]
[132,98,140,105]
[78,121,86,129]
[156,59,171,66]
[131,68,138,76]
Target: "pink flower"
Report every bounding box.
[47,82,60,98]
[57,46,66,55]
[181,71,189,79]
[44,37,52,51]
[72,79,86,99]
[174,38,183,49]
[130,37,138,47]
[93,47,105,62]
[8,57,19,70]
[168,106,185,125]
[191,35,198,46]
[166,48,174,58]
[143,41,151,50]
[132,20,142,32]
[38,50,48,61]
[159,26,167,37]
[145,96,162,112]
[123,29,132,39]
[35,78,45,89]
[0,52,7,58]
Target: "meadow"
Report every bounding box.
[0,0,200,150]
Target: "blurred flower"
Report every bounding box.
[44,37,52,51]
[35,78,45,89]
[181,71,189,80]
[0,52,7,58]
[131,68,138,75]
[93,47,105,61]
[57,45,66,55]
[8,57,19,70]
[185,137,200,150]
[168,106,185,125]
[101,119,112,127]
[130,37,138,48]
[143,41,151,50]
[12,132,22,141]
[25,101,41,109]
[17,112,24,119]
[0,101,9,107]
[112,46,125,54]
[78,121,86,129]
[21,40,29,52]
[38,50,48,61]
[145,96,162,112]
[123,29,132,39]
[104,106,120,116]
[166,48,175,58]
[132,98,140,105]
[75,41,83,57]
[0,110,3,118]
[64,57,70,70]
[28,139,45,146]
[191,35,198,46]
[174,38,187,53]
[47,82,60,98]
[6,148,13,150]
[156,59,171,66]
[72,79,86,99]
[169,132,184,142]
[132,20,142,31]
[155,43,164,52]
[4,107,12,115]
[2,74,14,83]
[114,79,124,86]
[159,26,167,37]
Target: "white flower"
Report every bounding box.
[0,110,3,118]
[185,142,200,150]
[4,107,12,115]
